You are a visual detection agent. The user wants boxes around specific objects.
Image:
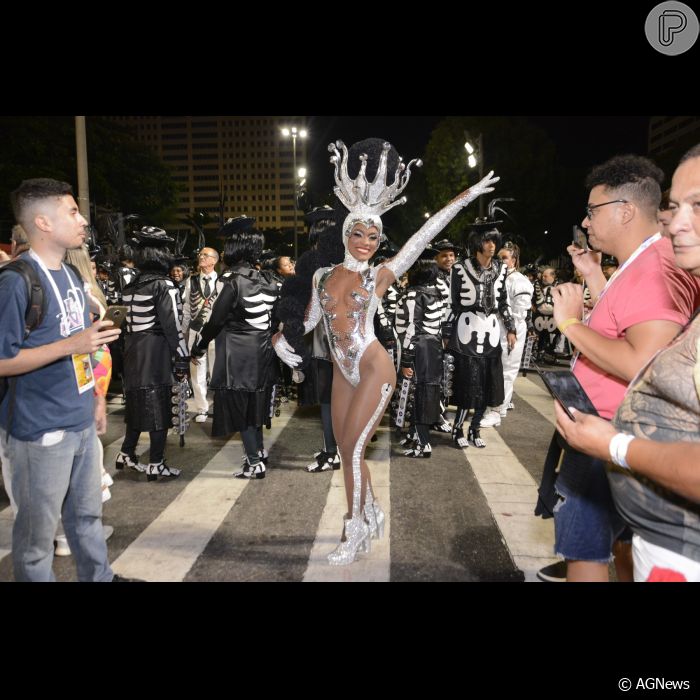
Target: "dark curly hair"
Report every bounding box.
[585,154,664,218]
[346,138,401,182]
[276,212,345,369]
[223,229,265,266]
[407,259,438,287]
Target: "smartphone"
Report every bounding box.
[102,305,129,329]
[535,366,599,421]
[572,225,588,251]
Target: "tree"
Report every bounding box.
[0,116,179,238]
[422,117,565,259]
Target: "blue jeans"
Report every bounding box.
[553,446,628,563]
[8,425,113,582]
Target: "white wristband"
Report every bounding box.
[609,432,635,469]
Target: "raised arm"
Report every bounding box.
[376,171,499,297]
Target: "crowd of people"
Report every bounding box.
[1,138,700,581]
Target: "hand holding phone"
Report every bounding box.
[102,305,128,329]
[536,366,599,422]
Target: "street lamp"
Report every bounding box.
[281,125,308,258]
[464,133,485,218]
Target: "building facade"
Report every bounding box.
[110,116,308,232]
[649,116,700,158]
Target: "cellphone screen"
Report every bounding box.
[536,367,599,421]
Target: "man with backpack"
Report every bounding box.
[0,178,123,582]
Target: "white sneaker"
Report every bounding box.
[54,535,71,557]
[103,525,114,541]
[479,411,501,428]
[194,413,208,423]
[499,407,508,418]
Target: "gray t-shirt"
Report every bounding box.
[611,312,700,560]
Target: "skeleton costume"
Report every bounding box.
[432,238,462,433]
[394,256,445,458]
[274,138,498,564]
[193,217,280,479]
[533,277,558,359]
[117,227,189,481]
[374,280,401,371]
[446,221,515,448]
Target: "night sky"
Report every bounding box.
[303,115,652,260]
[306,115,650,192]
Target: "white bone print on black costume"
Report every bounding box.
[243,290,277,330]
[123,277,188,359]
[447,258,513,357]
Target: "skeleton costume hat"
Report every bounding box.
[304,204,338,226]
[433,238,463,255]
[130,225,174,246]
[220,215,256,236]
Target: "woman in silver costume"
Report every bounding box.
[274,138,498,565]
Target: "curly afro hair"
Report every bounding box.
[346,138,401,183]
[585,155,664,216]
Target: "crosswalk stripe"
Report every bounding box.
[513,375,556,425]
[303,419,391,582]
[110,401,296,582]
[460,421,558,582]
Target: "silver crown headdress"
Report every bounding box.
[328,140,422,238]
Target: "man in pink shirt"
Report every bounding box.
[538,154,700,583]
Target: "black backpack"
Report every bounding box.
[0,259,46,406]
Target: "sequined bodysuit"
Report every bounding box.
[300,189,490,388]
[315,264,383,387]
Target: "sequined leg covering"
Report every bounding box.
[328,382,393,565]
[364,481,386,540]
[351,383,393,519]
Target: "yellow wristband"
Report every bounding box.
[558,317,582,334]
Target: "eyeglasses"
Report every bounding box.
[585,199,628,219]
[198,253,216,259]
